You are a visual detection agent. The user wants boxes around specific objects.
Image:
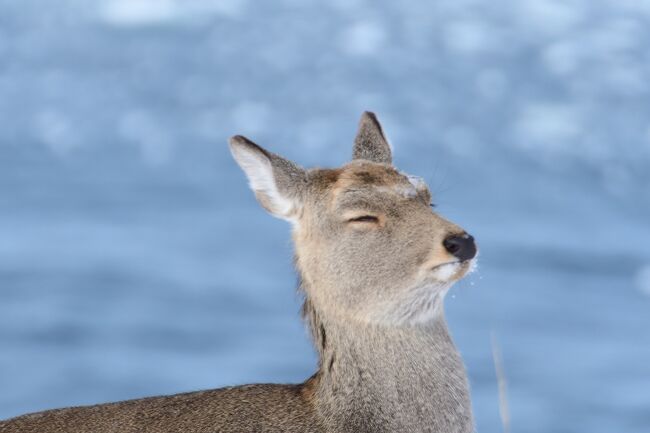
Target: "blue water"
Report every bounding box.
[1,1,649,431]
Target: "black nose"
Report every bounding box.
[443,233,477,262]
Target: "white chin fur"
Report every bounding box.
[367,283,451,326]
[430,262,461,282]
[363,260,477,326]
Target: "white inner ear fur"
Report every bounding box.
[231,145,296,222]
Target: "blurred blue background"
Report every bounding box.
[1,0,649,431]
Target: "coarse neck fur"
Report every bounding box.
[302,297,474,433]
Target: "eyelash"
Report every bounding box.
[348,202,434,223]
[348,215,380,223]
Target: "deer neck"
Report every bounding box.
[304,299,474,433]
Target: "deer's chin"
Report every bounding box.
[429,259,476,282]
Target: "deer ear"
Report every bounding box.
[352,111,392,164]
[229,135,306,222]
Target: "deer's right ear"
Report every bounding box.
[352,111,393,164]
[229,135,306,223]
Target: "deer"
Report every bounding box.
[0,112,477,433]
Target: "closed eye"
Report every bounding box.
[348,215,380,223]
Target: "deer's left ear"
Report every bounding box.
[352,111,392,164]
[229,135,306,222]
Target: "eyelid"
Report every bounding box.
[348,215,379,223]
[342,210,383,226]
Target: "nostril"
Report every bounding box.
[443,233,477,261]
[443,238,461,254]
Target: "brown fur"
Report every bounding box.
[1,386,324,433]
[1,112,476,433]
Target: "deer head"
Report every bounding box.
[230,112,477,326]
